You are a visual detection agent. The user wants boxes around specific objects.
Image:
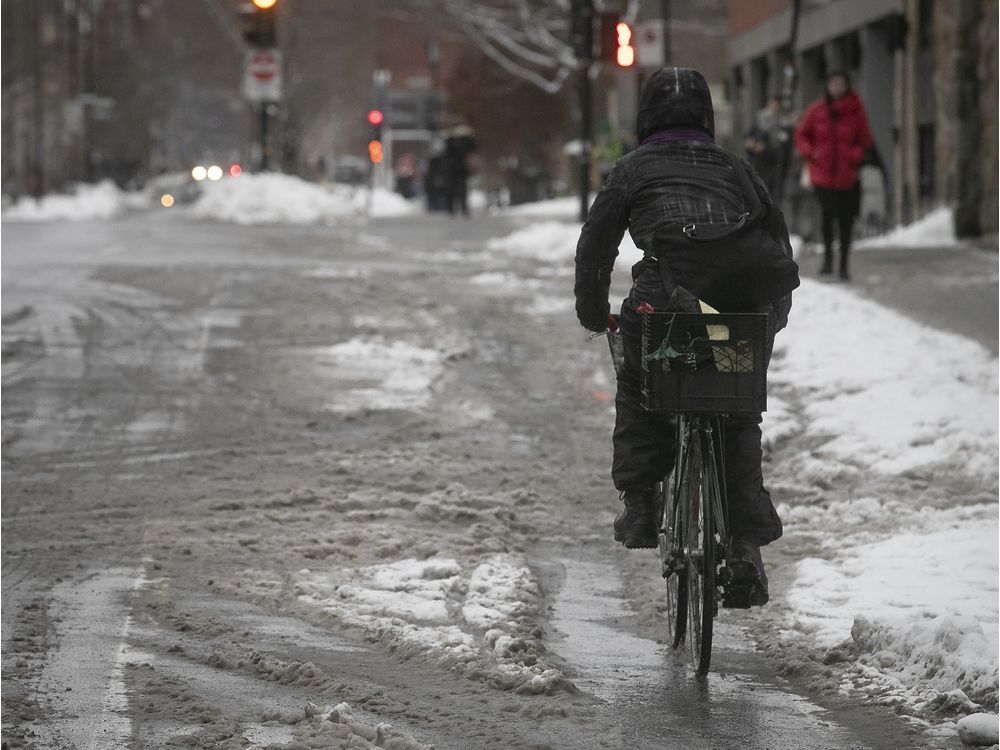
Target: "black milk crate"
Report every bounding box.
[641,312,768,414]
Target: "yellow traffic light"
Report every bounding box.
[252,0,277,9]
[368,140,384,164]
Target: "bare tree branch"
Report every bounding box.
[405,0,578,93]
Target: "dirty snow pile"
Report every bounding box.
[315,338,445,412]
[191,173,416,225]
[3,180,127,222]
[765,278,999,728]
[487,221,642,274]
[856,206,956,249]
[295,554,566,694]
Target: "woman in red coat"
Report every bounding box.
[795,71,874,280]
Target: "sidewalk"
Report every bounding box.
[798,241,999,355]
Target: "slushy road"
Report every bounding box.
[2,210,947,749]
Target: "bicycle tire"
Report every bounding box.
[685,428,715,676]
[662,486,686,648]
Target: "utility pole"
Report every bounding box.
[32,2,46,197]
[241,0,280,172]
[571,0,594,222]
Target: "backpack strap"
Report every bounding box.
[724,151,768,224]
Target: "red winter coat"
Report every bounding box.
[795,91,874,191]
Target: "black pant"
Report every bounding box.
[814,184,859,272]
[611,262,783,546]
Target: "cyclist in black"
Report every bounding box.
[574,67,797,605]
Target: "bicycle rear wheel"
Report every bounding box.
[685,428,715,676]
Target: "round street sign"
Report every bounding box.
[249,50,280,82]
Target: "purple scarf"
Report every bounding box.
[640,127,715,146]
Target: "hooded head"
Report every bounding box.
[636,67,715,142]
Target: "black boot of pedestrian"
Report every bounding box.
[819,247,834,275]
[839,251,851,281]
[613,488,658,549]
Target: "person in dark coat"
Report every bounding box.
[443,126,476,217]
[744,96,792,203]
[574,67,797,605]
[795,71,874,280]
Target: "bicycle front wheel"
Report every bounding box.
[660,480,687,649]
[685,429,715,676]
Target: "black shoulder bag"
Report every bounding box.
[652,155,800,312]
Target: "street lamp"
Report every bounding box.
[251,0,277,9]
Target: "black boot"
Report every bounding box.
[613,488,658,549]
[819,247,833,275]
[728,539,769,606]
[839,250,850,281]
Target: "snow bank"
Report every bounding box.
[856,206,956,249]
[296,554,565,694]
[487,221,642,274]
[3,181,126,222]
[315,337,444,412]
[191,173,416,225]
[786,516,998,714]
[487,221,578,262]
[769,278,998,476]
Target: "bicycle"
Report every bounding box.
[604,310,769,676]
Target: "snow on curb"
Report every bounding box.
[785,514,998,716]
[295,554,566,695]
[768,278,998,476]
[856,206,957,250]
[191,173,417,225]
[486,221,642,275]
[3,180,127,222]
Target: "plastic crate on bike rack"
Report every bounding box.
[640,312,768,414]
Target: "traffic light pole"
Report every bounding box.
[574,0,594,223]
[579,64,593,223]
[260,104,270,171]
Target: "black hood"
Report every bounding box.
[636,67,715,141]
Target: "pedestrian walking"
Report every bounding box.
[794,71,874,280]
[573,67,800,605]
[744,96,792,203]
[443,125,476,217]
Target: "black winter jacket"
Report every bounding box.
[574,67,794,332]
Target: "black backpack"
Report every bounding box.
[651,154,800,312]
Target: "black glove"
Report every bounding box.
[574,266,612,333]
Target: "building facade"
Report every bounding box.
[727,0,997,237]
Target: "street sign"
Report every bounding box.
[243,48,282,102]
[636,19,665,68]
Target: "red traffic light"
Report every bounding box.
[616,22,635,67]
[367,109,384,126]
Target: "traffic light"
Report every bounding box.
[243,1,277,47]
[367,110,384,164]
[615,21,635,67]
[600,15,635,66]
